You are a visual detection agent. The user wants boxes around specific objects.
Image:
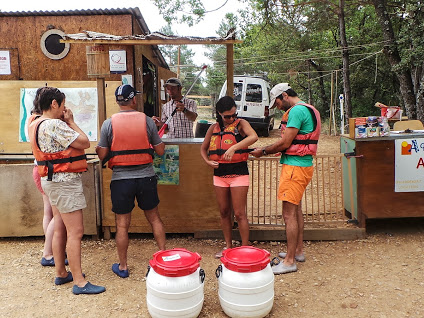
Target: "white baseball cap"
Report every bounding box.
[269,83,292,108]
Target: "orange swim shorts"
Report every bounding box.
[278,164,314,205]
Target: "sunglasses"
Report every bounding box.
[222,113,238,119]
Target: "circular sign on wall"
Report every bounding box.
[40,29,70,60]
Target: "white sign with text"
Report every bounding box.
[109,50,127,73]
[0,51,11,75]
[395,138,424,192]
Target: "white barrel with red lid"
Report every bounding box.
[146,248,205,318]
[216,246,274,318]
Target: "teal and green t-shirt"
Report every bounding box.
[280,102,316,167]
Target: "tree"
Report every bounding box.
[157,26,203,95]
[372,0,422,120]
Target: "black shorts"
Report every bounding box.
[110,176,159,214]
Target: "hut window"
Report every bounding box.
[40,29,70,60]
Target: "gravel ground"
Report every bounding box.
[1,217,424,318]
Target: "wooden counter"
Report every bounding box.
[341,133,424,227]
[0,159,100,237]
[101,138,221,236]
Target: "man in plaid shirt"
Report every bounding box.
[154,77,198,138]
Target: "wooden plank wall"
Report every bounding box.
[0,80,121,154]
[0,162,98,237]
[0,15,133,81]
[102,143,221,233]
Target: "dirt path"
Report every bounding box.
[3,132,423,317]
[1,217,424,318]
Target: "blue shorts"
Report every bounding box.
[110,176,159,214]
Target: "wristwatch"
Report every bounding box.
[183,107,188,113]
[262,148,267,156]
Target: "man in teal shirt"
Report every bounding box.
[252,83,321,274]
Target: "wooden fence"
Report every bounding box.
[247,154,345,227]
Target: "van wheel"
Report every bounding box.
[262,125,270,137]
[269,118,275,130]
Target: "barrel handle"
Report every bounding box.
[215,264,222,278]
[199,269,205,283]
[146,265,151,277]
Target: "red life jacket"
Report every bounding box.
[29,118,88,181]
[208,119,250,163]
[108,111,154,169]
[28,113,40,125]
[281,103,321,156]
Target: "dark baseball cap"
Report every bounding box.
[115,84,141,102]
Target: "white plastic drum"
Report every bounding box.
[146,248,205,318]
[216,246,274,318]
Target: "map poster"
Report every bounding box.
[153,145,179,185]
[19,88,98,142]
[395,138,424,192]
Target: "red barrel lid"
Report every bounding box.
[149,248,201,277]
[221,246,270,273]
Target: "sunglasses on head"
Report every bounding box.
[222,113,238,119]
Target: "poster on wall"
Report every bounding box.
[121,74,133,86]
[19,88,98,142]
[153,145,179,185]
[109,50,127,73]
[395,138,424,192]
[0,51,11,75]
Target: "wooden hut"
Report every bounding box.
[0,8,175,237]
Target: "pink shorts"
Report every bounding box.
[213,175,250,188]
[32,166,45,195]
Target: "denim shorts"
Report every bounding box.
[110,176,159,214]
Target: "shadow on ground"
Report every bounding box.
[366,217,424,236]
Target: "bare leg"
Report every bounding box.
[60,209,86,287]
[42,194,54,258]
[230,186,250,246]
[51,206,67,278]
[144,207,166,251]
[115,213,132,270]
[295,202,304,255]
[214,186,233,249]
[282,201,299,266]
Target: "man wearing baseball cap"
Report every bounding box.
[251,83,321,275]
[153,77,198,138]
[96,84,166,278]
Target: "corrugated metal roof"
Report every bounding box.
[0,8,139,17]
[63,30,239,43]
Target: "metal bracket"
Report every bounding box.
[344,148,364,159]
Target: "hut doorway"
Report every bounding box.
[142,56,157,117]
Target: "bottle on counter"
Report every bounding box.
[366,116,379,137]
[378,116,390,136]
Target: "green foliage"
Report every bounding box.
[152,0,424,122]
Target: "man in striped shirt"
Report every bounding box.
[155,77,198,138]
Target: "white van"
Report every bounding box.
[219,75,275,136]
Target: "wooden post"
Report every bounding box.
[177,46,181,78]
[97,78,106,130]
[226,44,234,97]
[330,72,334,135]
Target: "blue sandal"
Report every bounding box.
[54,272,85,285]
[72,282,106,295]
[112,263,129,278]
